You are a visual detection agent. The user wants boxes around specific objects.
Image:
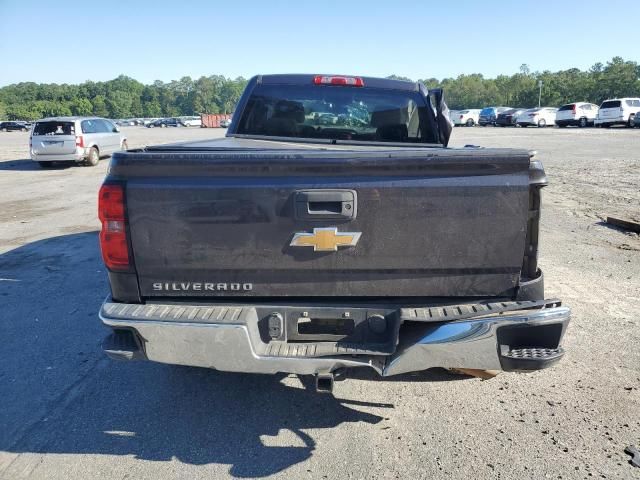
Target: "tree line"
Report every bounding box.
[0,57,638,120]
[0,75,247,121]
[402,56,640,110]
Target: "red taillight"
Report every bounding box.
[313,75,364,87]
[76,135,84,147]
[98,184,130,270]
[572,104,576,113]
[459,115,464,119]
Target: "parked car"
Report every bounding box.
[478,107,511,126]
[495,108,527,127]
[180,116,202,127]
[30,116,127,168]
[594,98,640,128]
[0,121,30,132]
[555,102,599,128]
[516,108,558,128]
[146,118,185,128]
[220,118,232,128]
[635,114,640,128]
[452,109,481,127]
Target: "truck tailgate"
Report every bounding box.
[116,144,533,298]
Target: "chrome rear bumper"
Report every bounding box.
[100,300,570,377]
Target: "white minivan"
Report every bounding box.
[594,98,640,127]
[30,117,127,168]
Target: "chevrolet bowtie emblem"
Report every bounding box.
[290,227,362,252]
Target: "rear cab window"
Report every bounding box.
[558,104,575,111]
[600,100,621,109]
[234,83,435,143]
[33,121,75,136]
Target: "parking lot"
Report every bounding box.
[0,126,638,479]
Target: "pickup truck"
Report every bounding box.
[98,74,570,392]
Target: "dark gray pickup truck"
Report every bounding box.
[98,74,570,391]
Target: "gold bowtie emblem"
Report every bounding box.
[290,227,362,252]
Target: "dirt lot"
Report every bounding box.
[0,126,638,479]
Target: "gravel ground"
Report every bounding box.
[0,126,638,479]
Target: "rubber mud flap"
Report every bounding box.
[516,270,544,301]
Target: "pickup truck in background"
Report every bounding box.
[98,74,570,393]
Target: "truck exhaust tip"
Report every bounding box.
[315,373,334,394]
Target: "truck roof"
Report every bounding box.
[255,74,421,92]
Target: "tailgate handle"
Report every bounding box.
[295,190,357,220]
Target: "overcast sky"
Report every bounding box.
[1,0,638,86]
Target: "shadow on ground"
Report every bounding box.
[1,232,464,477]
[595,219,640,236]
[0,158,75,171]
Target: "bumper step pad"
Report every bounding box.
[263,341,393,358]
[400,299,561,323]
[499,346,565,371]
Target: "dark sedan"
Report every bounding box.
[146,118,185,128]
[0,121,31,132]
[478,106,511,126]
[495,108,526,127]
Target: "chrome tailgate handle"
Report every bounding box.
[294,189,357,220]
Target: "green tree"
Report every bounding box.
[106,90,133,118]
[70,98,93,116]
[92,95,108,117]
[219,77,247,113]
[192,76,222,114]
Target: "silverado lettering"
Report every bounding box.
[98,74,570,393]
[152,282,253,292]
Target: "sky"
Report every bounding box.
[1,0,639,86]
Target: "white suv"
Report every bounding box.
[594,98,640,127]
[555,102,599,128]
[452,109,481,127]
[180,116,202,127]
